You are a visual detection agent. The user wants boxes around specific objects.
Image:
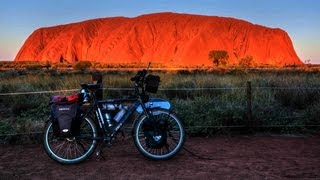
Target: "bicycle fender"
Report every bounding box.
[135,98,171,114]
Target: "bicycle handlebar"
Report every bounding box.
[130,62,151,84]
[80,62,152,103]
[130,69,147,82]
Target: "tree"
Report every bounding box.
[304,59,311,65]
[208,50,229,66]
[238,55,253,68]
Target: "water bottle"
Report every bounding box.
[99,103,114,127]
[102,103,116,111]
[114,105,128,122]
[104,112,112,127]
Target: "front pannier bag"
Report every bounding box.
[142,116,168,149]
[145,75,160,94]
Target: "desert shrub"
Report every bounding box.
[252,89,297,125]
[44,61,51,70]
[92,62,102,69]
[238,55,253,68]
[73,61,92,71]
[208,50,229,66]
[0,70,20,78]
[305,101,320,130]
[0,121,15,134]
[172,90,246,135]
[9,95,43,115]
[2,62,14,68]
[227,68,248,76]
[274,89,320,109]
[25,64,43,71]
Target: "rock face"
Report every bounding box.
[15,12,302,66]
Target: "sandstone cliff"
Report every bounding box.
[14,12,302,66]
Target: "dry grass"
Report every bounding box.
[1,67,320,135]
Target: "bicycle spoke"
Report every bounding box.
[54,141,66,155]
[76,141,87,152]
[44,118,97,163]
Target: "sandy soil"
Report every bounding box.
[0,135,319,179]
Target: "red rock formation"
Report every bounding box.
[14,12,303,66]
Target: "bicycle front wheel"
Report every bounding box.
[133,109,185,160]
[43,117,98,164]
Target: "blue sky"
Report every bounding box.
[0,0,319,63]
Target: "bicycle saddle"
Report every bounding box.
[80,83,101,90]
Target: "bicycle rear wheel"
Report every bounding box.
[43,117,97,164]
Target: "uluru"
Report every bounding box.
[14,12,302,66]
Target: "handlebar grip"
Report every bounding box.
[131,69,148,83]
[142,69,147,76]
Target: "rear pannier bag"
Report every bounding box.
[50,94,80,104]
[51,103,81,137]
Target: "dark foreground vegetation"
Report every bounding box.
[1,67,320,139]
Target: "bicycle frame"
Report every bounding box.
[82,95,171,143]
[79,64,170,143]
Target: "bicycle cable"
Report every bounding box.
[182,146,215,160]
[181,129,224,161]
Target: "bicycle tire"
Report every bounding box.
[43,117,98,164]
[133,109,185,160]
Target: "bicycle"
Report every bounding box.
[43,64,185,164]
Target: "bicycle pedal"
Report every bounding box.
[96,150,102,156]
[103,138,112,146]
[96,149,106,160]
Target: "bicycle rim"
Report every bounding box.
[44,118,97,164]
[135,110,184,159]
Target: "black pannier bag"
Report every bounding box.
[142,116,168,149]
[51,102,81,137]
[145,74,160,94]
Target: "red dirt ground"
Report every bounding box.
[0,135,319,179]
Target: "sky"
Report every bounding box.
[0,0,319,63]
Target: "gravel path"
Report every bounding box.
[0,135,319,179]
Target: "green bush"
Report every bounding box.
[274,89,320,109]
[305,101,320,130]
[0,121,15,134]
[172,91,246,135]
